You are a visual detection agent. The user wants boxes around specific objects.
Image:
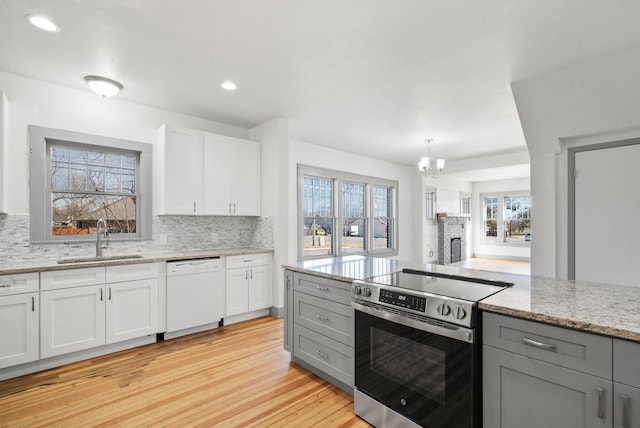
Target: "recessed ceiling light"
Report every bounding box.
[26,14,60,33]
[221,81,237,91]
[84,76,124,98]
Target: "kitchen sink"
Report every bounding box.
[57,254,144,264]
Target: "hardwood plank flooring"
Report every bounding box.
[0,317,371,428]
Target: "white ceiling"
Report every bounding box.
[2,1,640,180]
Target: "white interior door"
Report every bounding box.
[574,143,640,286]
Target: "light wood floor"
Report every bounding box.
[0,317,371,428]
[454,257,531,276]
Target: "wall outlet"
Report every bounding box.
[158,234,167,245]
[211,232,218,242]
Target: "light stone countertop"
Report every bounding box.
[0,247,273,275]
[283,255,640,343]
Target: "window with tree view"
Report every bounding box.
[302,176,334,258]
[50,144,138,237]
[482,193,531,244]
[298,165,397,260]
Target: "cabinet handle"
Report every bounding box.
[316,314,329,322]
[521,337,557,352]
[108,287,112,300]
[286,277,291,290]
[100,288,103,301]
[229,203,232,213]
[32,296,35,312]
[596,387,605,420]
[193,202,196,213]
[622,394,630,428]
[0,283,11,288]
[233,203,236,213]
[316,350,329,359]
[245,270,249,280]
[250,269,253,279]
[316,285,330,292]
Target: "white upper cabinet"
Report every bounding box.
[203,133,260,216]
[156,125,260,216]
[156,125,204,215]
[0,92,7,214]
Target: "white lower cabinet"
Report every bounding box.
[41,284,106,358]
[106,278,158,344]
[0,292,39,369]
[40,264,159,359]
[225,254,271,317]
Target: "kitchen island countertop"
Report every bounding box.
[284,255,640,343]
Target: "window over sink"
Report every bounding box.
[29,126,152,243]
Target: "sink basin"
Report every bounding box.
[57,254,144,264]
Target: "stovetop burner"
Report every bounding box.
[364,268,513,302]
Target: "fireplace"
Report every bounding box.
[451,238,462,263]
[437,213,470,265]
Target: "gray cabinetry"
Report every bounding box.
[483,312,614,428]
[614,339,640,428]
[286,270,353,392]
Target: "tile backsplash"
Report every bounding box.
[0,214,273,262]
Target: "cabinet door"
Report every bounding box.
[41,285,106,358]
[232,138,260,216]
[248,265,270,311]
[226,269,248,316]
[106,279,158,344]
[614,383,640,428]
[484,345,612,428]
[0,293,39,369]
[203,134,234,215]
[157,126,204,215]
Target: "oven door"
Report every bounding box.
[353,302,477,428]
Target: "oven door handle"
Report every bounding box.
[352,301,475,343]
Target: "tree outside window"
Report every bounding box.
[482,193,531,244]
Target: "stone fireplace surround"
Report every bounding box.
[437,213,471,265]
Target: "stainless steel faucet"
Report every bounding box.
[96,218,108,257]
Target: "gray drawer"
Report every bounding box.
[483,312,612,379]
[614,339,640,388]
[294,292,353,346]
[293,324,353,387]
[293,272,351,305]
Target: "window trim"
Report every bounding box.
[480,190,531,246]
[29,125,153,243]
[297,164,398,261]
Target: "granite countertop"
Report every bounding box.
[0,247,272,275]
[283,255,640,343]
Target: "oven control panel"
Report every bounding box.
[352,283,476,327]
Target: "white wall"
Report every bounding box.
[472,177,531,260]
[512,46,640,278]
[290,139,420,263]
[0,71,250,214]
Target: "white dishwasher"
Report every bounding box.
[166,258,225,338]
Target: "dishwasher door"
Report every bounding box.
[166,258,225,333]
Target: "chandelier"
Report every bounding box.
[418,139,445,178]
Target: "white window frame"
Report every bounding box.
[29,125,153,243]
[297,164,398,261]
[480,190,531,246]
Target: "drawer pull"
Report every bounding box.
[316,314,329,322]
[622,394,630,428]
[316,286,330,292]
[0,283,11,288]
[316,350,329,359]
[597,387,605,420]
[521,337,557,352]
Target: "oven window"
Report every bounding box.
[371,327,445,404]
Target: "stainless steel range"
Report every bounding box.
[351,268,513,428]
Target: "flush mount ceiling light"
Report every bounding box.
[84,76,123,98]
[26,14,60,32]
[418,139,445,179]
[221,81,237,91]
